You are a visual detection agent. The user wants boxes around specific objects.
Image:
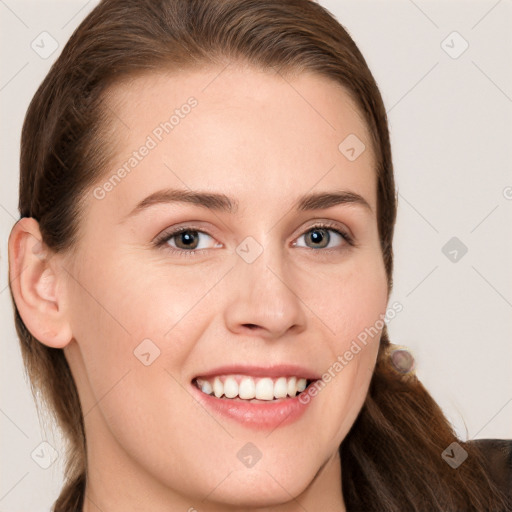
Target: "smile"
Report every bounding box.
[190,365,319,429]
[194,375,309,401]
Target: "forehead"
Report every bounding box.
[88,64,377,222]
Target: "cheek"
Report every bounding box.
[301,252,388,440]
[66,252,238,432]
[69,252,211,349]
[65,257,201,406]
[299,246,388,352]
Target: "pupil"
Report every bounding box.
[179,231,198,248]
[308,228,328,248]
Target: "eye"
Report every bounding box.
[154,227,222,257]
[293,223,352,250]
[154,221,353,258]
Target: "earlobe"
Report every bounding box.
[8,217,73,349]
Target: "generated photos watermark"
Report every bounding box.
[93,97,198,200]
[298,301,403,404]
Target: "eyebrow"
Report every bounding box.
[122,187,372,221]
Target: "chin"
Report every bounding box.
[204,469,312,508]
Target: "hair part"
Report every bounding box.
[10,0,508,510]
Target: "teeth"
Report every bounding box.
[199,380,213,395]
[224,376,238,399]
[196,375,310,401]
[297,378,307,392]
[287,376,297,397]
[274,377,288,399]
[239,377,256,399]
[213,377,223,398]
[255,378,274,400]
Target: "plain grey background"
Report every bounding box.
[1,1,511,510]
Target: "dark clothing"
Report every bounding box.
[469,438,512,508]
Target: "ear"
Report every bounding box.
[8,217,72,348]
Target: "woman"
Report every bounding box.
[7,0,511,510]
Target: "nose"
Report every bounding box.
[223,240,308,340]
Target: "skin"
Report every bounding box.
[9,63,389,511]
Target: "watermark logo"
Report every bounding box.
[237,442,262,468]
[31,31,59,59]
[442,442,468,469]
[441,31,469,60]
[442,236,468,263]
[338,133,366,161]
[134,338,161,366]
[31,441,59,469]
[236,236,264,264]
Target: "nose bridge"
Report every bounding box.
[223,233,307,338]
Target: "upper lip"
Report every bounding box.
[192,364,321,381]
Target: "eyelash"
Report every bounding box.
[154,222,354,259]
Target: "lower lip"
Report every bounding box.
[190,383,315,430]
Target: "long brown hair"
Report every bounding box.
[9,1,508,510]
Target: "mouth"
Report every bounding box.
[189,366,319,429]
[192,375,312,402]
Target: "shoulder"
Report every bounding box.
[467,438,512,500]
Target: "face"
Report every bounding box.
[61,64,389,508]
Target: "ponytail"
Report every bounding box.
[341,329,509,511]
